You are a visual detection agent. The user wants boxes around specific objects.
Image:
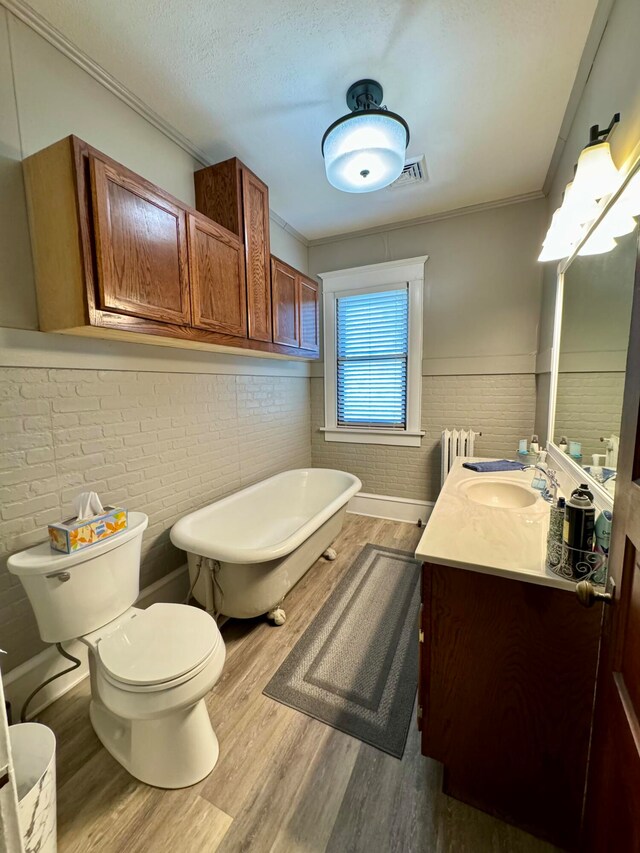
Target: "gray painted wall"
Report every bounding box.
[308,199,547,501]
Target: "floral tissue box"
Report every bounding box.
[48,507,128,554]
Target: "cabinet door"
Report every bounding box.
[298,276,320,353]
[271,258,299,347]
[188,214,247,337]
[90,155,190,325]
[241,168,272,342]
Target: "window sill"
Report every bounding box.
[319,427,425,447]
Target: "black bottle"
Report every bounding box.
[563,493,596,578]
[572,483,594,502]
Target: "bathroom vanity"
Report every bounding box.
[415,459,602,850]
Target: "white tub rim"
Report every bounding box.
[170,468,361,564]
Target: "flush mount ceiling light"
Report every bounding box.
[322,79,410,193]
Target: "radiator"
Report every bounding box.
[441,429,480,486]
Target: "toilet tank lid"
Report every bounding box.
[7,512,148,576]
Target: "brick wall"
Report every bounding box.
[311,374,536,502]
[0,368,310,670]
[555,371,625,460]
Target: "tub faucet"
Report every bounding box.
[523,464,559,503]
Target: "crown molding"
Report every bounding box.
[269,209,309,248]
[306,191,546,247]
[1,0,311,247]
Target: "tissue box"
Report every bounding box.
[48,507,128,554]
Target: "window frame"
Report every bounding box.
[319,256,427,447]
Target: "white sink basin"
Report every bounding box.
[460,479,538,509]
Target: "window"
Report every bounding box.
[337,286,408,428]
[319,257,427,447]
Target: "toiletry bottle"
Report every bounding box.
[546,496,566,573]
[530,434,539,454]
[594,510,613,556]
[558,437,568,453]
[591,455,605,484]
[572,483,594,502]
[563,493,596,578]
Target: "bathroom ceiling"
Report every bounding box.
[23,0,599,240]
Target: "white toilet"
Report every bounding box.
[8,512,226,789]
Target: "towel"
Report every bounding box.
[462,460,526,473]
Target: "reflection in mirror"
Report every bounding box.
[555,224,638,499]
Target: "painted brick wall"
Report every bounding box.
[0,368,310,670]
[311,374,536,502]
[555,371,625,460]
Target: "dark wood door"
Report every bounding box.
[271,257,299,347]
[298,275,320,353]
[241,167,272,342]
[583,235,640,852]
[187,213,247,337]
[89,155,190,325]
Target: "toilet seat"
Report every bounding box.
[97,602,222,690]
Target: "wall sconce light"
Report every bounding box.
[322,80,410,193]
[538,114,622,262]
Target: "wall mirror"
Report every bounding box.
[549,162,640,506]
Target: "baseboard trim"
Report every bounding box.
[348,492,434,525]
[2,564,189,721]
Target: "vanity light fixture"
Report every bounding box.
[322,79,410,193]
[569,115,621,204]
[538,113,622,262]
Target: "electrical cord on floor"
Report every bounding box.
[20,643,82,722]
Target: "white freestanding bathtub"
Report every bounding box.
[170,469,361,624]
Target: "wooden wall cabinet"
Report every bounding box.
[271,257,299,347]
[299,275,320,352]
[195,158,272,343]
[90,155,191,325]
[419,562,602,850]
[23,136,319,360]
[187,212,246,337]
[271,256,320,352]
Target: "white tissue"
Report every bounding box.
[73,491,105,521]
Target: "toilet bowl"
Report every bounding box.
[8,512,226,789]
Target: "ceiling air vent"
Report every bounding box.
[388,156,428,189]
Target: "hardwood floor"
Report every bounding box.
[38,514,558,853]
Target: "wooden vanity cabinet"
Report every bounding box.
[419,562,602,850]
[194,158,272,342]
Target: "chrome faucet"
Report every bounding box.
[523,464,559,503]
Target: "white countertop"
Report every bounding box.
[415,457,576,591]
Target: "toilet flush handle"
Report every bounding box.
[46,571,71,582]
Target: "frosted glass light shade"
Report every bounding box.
[571,142,619,202]
[559,181,600,225]
[322,112,408,193]
[577,230,617,256]
[537,209,582,262]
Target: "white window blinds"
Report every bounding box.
[336,285,409,429]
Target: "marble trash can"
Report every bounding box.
[10,723,57,853]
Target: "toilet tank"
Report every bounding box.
[7,512,148,643]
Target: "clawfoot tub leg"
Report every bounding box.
[323,547,337,561]
[268,607,286,626]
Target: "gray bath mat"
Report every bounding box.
[263,543,420,758]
